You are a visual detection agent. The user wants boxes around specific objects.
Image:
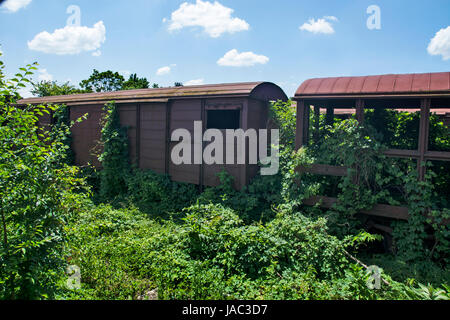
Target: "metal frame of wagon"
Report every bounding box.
[294,72,450,222]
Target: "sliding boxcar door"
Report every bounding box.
[139,103,167,174]
[70,104,104,167]
[203,102,244,190]
[169,99,202,185]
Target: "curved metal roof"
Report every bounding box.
[18,82,287,105]
[295,72,450,98]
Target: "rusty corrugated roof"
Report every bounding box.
[295,72,450,97]
[18,82,273,105]
[290,101,450,115]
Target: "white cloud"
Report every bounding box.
[1,0,32,13]
[299,16,337,34]
[156,66,171,76]
[37,68,53,82]
[324,16,338,22]
[168,0,249,38]
[217,49,269,67]
[92,50,102,57]
[185,78,204,86]
[28,21,106,55]
[428,26,450,61]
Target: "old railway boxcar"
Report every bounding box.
[19,82,287,190]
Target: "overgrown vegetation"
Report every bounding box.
[97,102,130,200]
[1,54,449,300]
[0,55,88,299]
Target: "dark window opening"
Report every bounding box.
[207,110,240,130]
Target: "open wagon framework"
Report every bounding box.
[294,72,450,224]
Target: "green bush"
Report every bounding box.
[65,202,449,300]
[126,169,198,217]
[0,56,88,299]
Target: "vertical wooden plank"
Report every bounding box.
[303,103,310,146]
[240,99,249,190]
[325,104,334,127]
[296,99,305,150]
[136,103,141,168]
[356,99,365,124]
[165,100,172,175]
[313,105,320,143]
[199,99,206,192]
[139,103,166,173]
[418,98,431,181]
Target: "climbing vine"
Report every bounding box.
[282,107,449,264]
[50,104,75,165]
[98,101,130,200]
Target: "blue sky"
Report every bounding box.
[0,0,449,97]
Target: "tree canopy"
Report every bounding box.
[122,73,150,90]
[31,81,88,97]
[79,69,125,93]
[30,69,184,97]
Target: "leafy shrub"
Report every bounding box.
[0,56,88,299]
[65,201,450,300]
[65,204,163,299]
[126,169,198,217]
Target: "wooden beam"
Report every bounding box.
[372,224,394,235]
[313,105,320,143]
[325,105,334,126]
[418,99,431,181]
[424,151,450,162]
[383,149,420,159]
[356,99,365,123]
[360,204,409,221]
[303,196,410,221]
[303,103,310,146]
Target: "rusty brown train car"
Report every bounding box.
[19,82,287,190]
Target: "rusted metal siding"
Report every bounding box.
[245,99,269,185]
[19,82,288,189]
[169,99,202,185]
[139,103,167,174]
[118,104,137,165]
[70,104,104,167]
[37,111,52,133]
